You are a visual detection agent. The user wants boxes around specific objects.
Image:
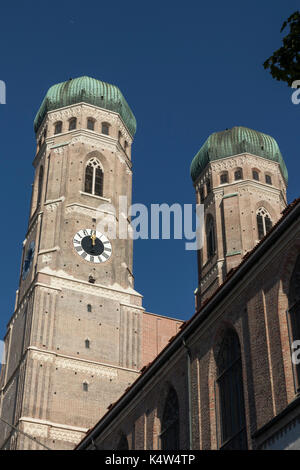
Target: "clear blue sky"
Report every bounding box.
[0,1,299,338]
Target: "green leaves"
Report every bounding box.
[263,11,300,87]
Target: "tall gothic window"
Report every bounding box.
[256,207,272,240]
[54,121,62,134]
[160,387,180,450]
[217,329,247,449]
[220,172,228,184]
[206,178,211,194]
[84,158,104,197]
[288,255,300,390]
[199,186,205,203]
[69,117,77,131]
[101,122,109,135]
[234,168,243,181]
[37,165,44,206]
[87,118,95,131]
[206,215,216,260]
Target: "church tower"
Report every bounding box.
[191,127,288,309]
[0,77,145,449]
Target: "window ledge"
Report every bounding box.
[80,191,111,203]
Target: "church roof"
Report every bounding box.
[190,126,288,184]
[75,197,300,449]
[34,76,137,137]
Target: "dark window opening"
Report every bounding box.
[288,255,300,390]
[37,165,44,206]
[265,174,272,185]
[87,118,95,131]
[252,170,259,181]
[54,121,62,135]
[220,172,228,184]
[94,168,103,197]
[234,169,243,181]
[84,165,93,194]
[217,330,247,449]
[199,186,205,203]
[102,123,109,135]
[117,435,129,450]
[206,178,211,194]
[161,387,180,450]
[206,215,216,259]
[69,118,77,131]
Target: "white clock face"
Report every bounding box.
[73,229,112,263]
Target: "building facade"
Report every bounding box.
[0,77,181,450]
[76,128,300,451]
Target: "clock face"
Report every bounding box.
[22,241,35,280]
[73,229,112,263]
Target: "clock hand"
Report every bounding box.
[90,231,97,247]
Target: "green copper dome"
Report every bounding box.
[34,76,137,136]
[190,126,288,183]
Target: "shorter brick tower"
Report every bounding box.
[190,126,288,309]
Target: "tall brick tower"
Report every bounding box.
[0,77,145,449]
[191,127,288,309]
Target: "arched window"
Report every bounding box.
[124,141,128,153]
[256,207,272,240]
[87,118,95,131]
[220,172,228,184]
[288,255,300,390]
[37,165,44,206]
[85,339,90,349]
[117,434,129,450]
[206,215,216,260]
[69,117,77,131]
[118,130,122,142]
[217,329,247,449]
[265,174,272,185]
[234,168,243,181]
[84,158,104,197]
[101,122,109,135]
[161,387,179,450]
[252,169,259,181]
[54,121,62,135]
[87,304,92,312]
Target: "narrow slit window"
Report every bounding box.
[83,382,89,392]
